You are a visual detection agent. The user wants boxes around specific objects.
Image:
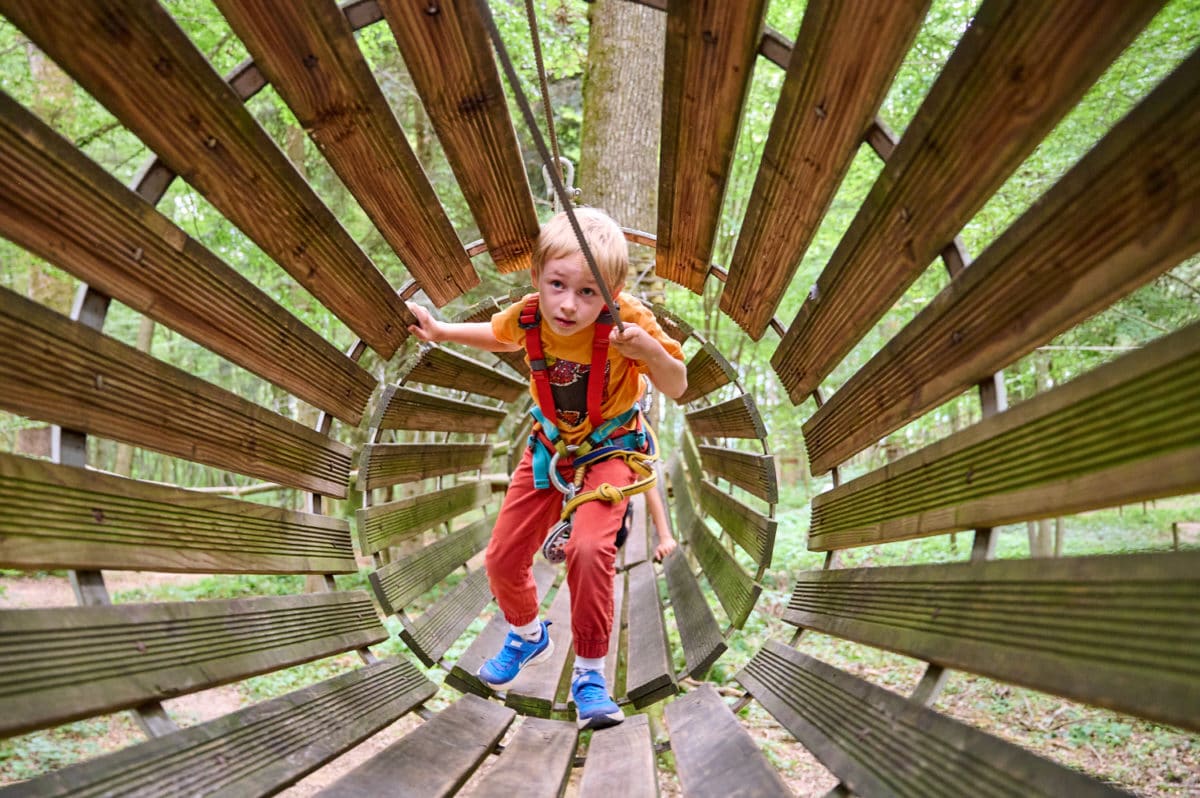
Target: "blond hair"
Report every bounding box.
[531,208,628,293]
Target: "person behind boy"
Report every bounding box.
[406,207,686,729]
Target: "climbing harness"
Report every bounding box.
[516,295,660,563]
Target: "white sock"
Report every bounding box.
[512,619,542,642]
[573,655,605,676]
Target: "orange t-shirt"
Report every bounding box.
[492,292,684,445]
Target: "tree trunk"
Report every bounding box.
[579,0,664,298]
[1028,353,1059,557]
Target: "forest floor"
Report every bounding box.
[2,503,1198,796]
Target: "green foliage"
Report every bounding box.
[111,573,305,604]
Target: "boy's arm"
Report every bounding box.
[610,325,687,399]
[406,302,522,352]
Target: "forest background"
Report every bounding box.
[1,0,1199,794]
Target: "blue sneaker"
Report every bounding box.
[477,621,553,689]
[572,669,624,730]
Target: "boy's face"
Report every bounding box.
[535,252,618,337]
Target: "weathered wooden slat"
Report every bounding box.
[782,552,1200,733]
[400,566,493,668]
[664,683,790,798]
[507,581,574,718]
[663,548,726,679]
[447,561,556,698]
[720,0,928,339]
[685,394,767,440]
[739,642,1128,797]
[676,342,736,405]
[698,445,778,503]
[1,0,414,358]
[0,287,353,497]
[358,443,492,492]
[578,714,658,798]
[359,483,491,557]
[450,300,532,378]
[378,0,539,273]
[0,591,386,737]
[688,518,760,630]
[699,479,775,567]
[356,481,490,555]
[625,560,677,708]
[470,717,578,798]
[651,303,693,345]
[373,385,506,434]
[804,49,1200,474]
[0,92,375,426]
[0,453,354,574]
[810,322,1200,550]
[771,0,1162,402]
[400,345,528,402]
[657,0,769,292]
[370,517,492,615]
[8,656,435,798]
[316,693,515,798]
[213,0,477,306]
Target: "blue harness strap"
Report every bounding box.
[527,405,643,488]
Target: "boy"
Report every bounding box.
[407,207,685,729]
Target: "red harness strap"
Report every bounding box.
[518,295,613,431]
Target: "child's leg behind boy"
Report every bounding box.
[564,455,634,729]
[479,448,568,688]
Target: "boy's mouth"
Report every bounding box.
[554,316,576,329]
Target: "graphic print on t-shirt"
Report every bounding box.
[547,355,610,427]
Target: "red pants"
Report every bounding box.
[485,447,632,658]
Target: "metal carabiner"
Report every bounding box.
[547,447,579,496]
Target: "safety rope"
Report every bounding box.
[475,0,625,333]
[523,0,562,185]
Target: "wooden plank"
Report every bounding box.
[507,581,575,718]
[803,48,1200,474]
[664,683,790,798]
[738,642,1128,797]
[0,287,353,497]
[721,0,928,339]
[450,300,531,378]
[651,303,693,345]
[770,0,1162,402]
[0,452,355,574]
[400,566,492,667]
[622,491,651,570]
[657,0,769,292]
[317,693,515,798]
[578,714,659,798]
[370,517,492,615]
[700,479,775,567]
[378,0,539,273]
[0,92,376,425]
[1,0,414,358]
[698,445,778,503]
[213,0,478,306]
[11,656,435,798]
[373,385,506,434]
[470,717,578,798]
[685,394,767,440]
[402,345,528,402]
[0,591,386,737]
[689,518,760,630]
[625,561,677,708]
[676,342,736,405]
[358,443,491,492]
[356,481,490,555]
[782,552,1200,733]
[810,323,1200,550]
[447,561,557,698]
[663,548,726,679]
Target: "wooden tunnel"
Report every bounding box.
[0,1,1197,796]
